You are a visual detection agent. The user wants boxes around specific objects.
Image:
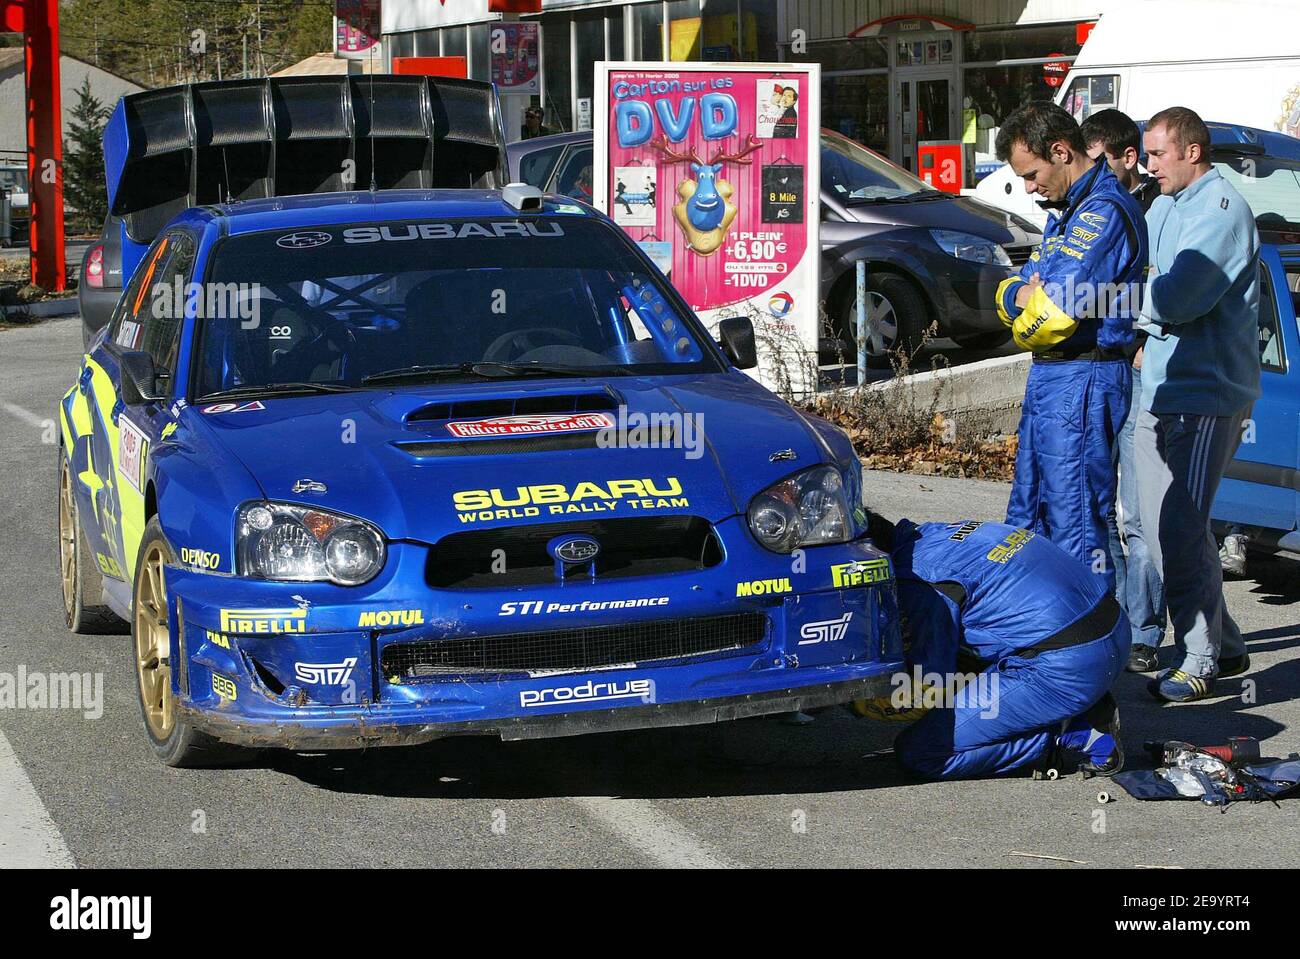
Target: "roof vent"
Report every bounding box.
[502,182,544,211]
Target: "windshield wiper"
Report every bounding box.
[846,188,947,204]
[361,361,618,386]
[197,382,358,401]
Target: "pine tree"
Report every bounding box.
[63,76,111,232]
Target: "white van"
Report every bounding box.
[973,0,1300,228]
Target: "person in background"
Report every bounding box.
[994,102,1148,593]
[520,106,551,140]
[1080,109,1166,674]
[1136,106,1258,702]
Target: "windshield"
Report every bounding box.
[820,132,936,202]
[1214,154,1300,229]
[193,216,716,398]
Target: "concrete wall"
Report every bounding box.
[846,352,1031,435]
[0,57,143,160]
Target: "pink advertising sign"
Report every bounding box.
[594,62,821,385]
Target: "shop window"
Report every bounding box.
[390,32,415,59]
[964,64,1068,183]
[896,36,955,67]
[608,10,625,61]
[963,24,1082,64]
[631,2,664,60]
[469,22,490,80]
[822,74,889,155]
[574,13,605,128]
[789,38,887,71]
[541,14,572,132]
[739,0,778,61]
[443,25,467,60]
[413,28,439,57]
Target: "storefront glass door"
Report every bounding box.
[896,71,955,174]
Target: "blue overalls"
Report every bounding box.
[998,160,1148,591]
[890,519,1128,780]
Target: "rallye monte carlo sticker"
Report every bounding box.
[446,412,616,439]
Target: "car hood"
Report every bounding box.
[843,193,1033,243]
[191,373,833,543]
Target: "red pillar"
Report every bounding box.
[23,0,66,291]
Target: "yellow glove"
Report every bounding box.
[849,677,937,723]
[1010,284,1079,352]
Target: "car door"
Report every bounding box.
[79,229,195,589]
[548,145,594,203]
[1214,249,1300,535]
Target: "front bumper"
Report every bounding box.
[164,518,903,749]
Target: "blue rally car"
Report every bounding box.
[58,76,902,765]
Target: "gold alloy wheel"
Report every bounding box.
[135,542,175,739]
[58,460,77,622]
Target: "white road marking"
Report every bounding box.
[0,727,76,867]
[569,796,741,869]
[1,400,50,430]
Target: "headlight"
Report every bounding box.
[236,502,386,586]
[929,229,1012,266]
[747,465,852,553]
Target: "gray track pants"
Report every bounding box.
[1133,407,1248,677]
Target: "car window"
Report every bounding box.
[1214,155,1300,229]
[140,233,196,378]
[518,144,564,190]
[107,234,178,353]
[820,133,932,202]
[1061,75,1120,124]
[193,216,717,397]
[553,147,594,202]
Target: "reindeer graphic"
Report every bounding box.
[650,133,763,256]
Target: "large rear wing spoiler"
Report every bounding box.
[103,75,507,245]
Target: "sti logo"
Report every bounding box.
[798,612,853,646]
[294,658,358,687]
[276,231,332,249]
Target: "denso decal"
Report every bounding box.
[830,559,892,589]
[453,477,687,523]
[735,577,791,597]
[117,417,147,495]
[180,548,221,570]
[519,677,655,709]
[358,609,424,628]
[294,658,357,687]
[446,412,615,439]
[798,612,853,646]
[218,608,307,634]
[343,221,565,243]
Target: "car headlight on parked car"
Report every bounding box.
[236,503,386,586]
[929,229,1012,266]
[748,465,852,553]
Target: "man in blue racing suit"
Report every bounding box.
[859,513,1128,781]
[995,102,1148,592]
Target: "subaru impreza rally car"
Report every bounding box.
[58,76,902,765]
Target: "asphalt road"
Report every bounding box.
[2,315,1298,869]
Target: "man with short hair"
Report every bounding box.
[994,102,1148,592]
[1136,106,1258,702]
[1081,109,1167,673]
[520,106,551,140]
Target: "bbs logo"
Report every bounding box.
[180,547,221,570]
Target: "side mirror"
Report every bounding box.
[119,351,166,405]
[718,317,758,370]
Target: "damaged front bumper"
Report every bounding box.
[164,523,904,749]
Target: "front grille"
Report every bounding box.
[427,516,723,588]
[381,612,769,681]
[1004,244,1036,267]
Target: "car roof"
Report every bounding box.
[179,188,587,236]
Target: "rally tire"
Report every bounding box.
[837,272,929,370]
[58,454,124,635]
[132,516,245,768]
